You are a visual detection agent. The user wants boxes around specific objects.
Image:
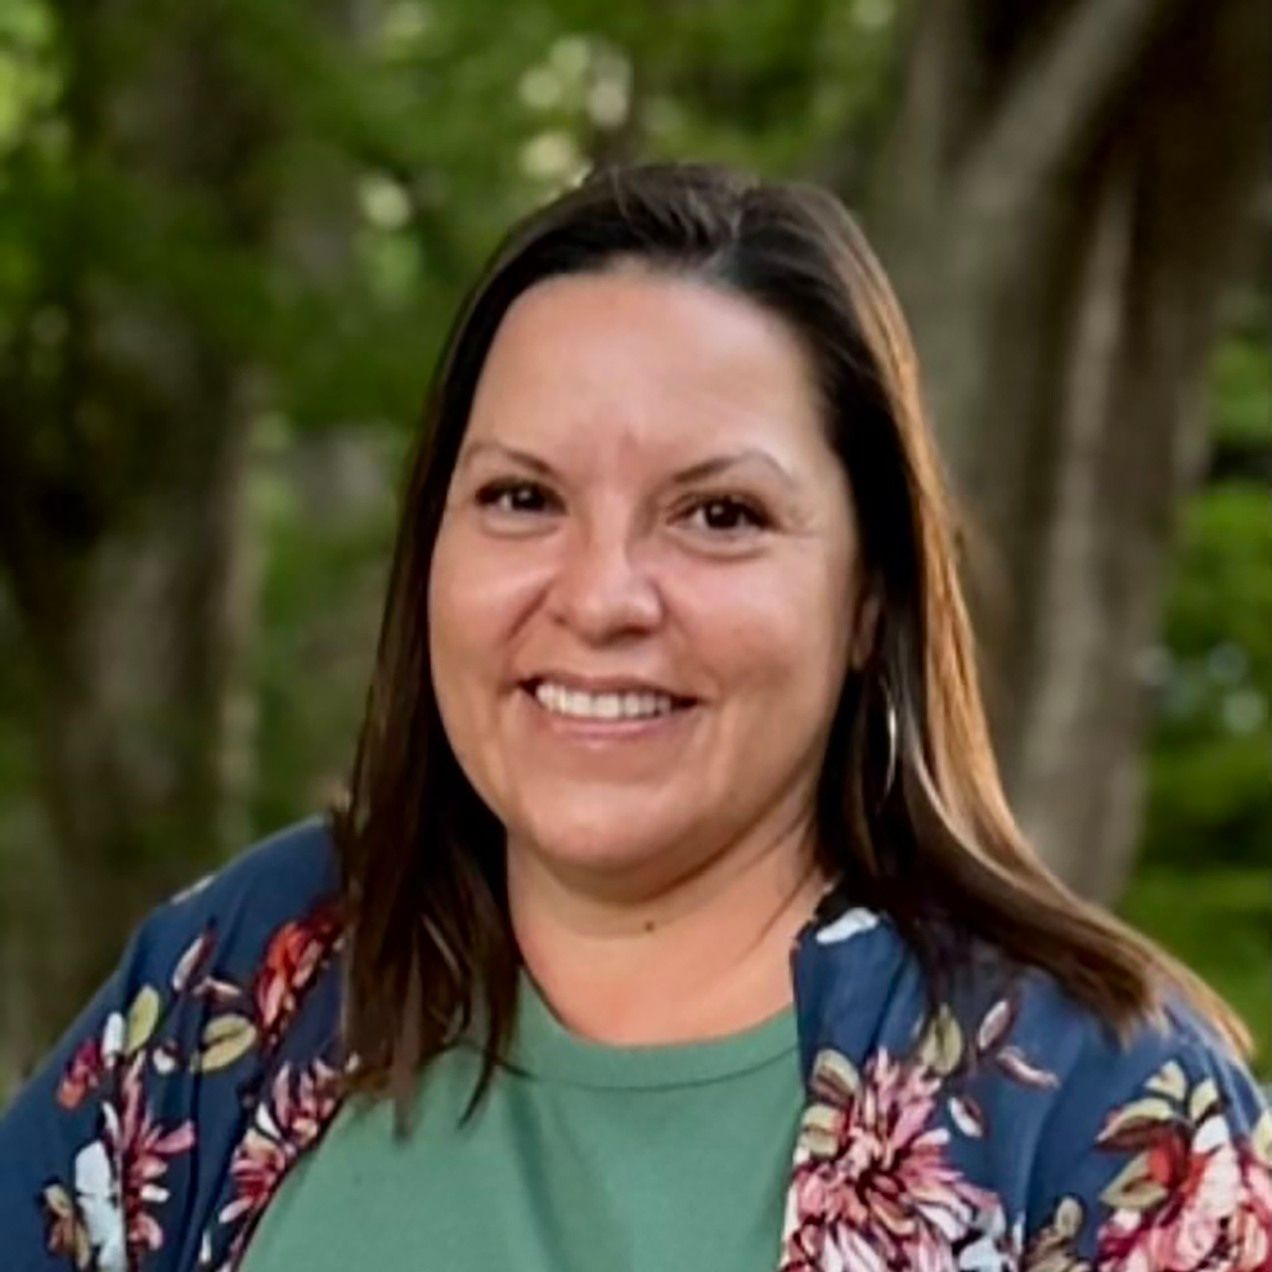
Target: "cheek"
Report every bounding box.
[428,526,546,671]
[671,560,850,699]
[427,529,510,755]
[427,528,538,804]
[427,532,474,687]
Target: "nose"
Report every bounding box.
[545,518,664,643]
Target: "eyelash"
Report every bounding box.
[472,479,772,534]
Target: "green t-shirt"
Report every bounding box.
[241,970,803,1271]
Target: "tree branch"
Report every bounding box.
[962,0,1180,222]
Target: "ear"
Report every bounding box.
[849,589,881,671]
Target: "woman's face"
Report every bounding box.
[428,267,870,895]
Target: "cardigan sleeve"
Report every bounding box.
[0,915,158,1271]
[1022,1008,1272,1271]
[0,819,344,1272]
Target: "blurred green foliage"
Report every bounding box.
[1121,866,1269,1071]
[0,0,1266,1078]
[1142,294,1271,873]
[1131,289,1271,1074]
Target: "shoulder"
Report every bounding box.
[146,811,339,934]
[793,906,1271,1265]
[40,811,344,1092]
[123,813,342,985]
[0,815,347,1271]
[1005,969,1271,1266]
[1003,958,1263,1129]
[799,899,1264,1110]
[969,951,1269,1164]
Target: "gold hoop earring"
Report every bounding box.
[875,676,898,813]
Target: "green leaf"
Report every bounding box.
[192,1013,258,1073]
[798,1103,843,1159]
[125,986,161,1055]
[1146,1060,1187,1101]
[917,1005,963,1076]
[1188,1077,1220,1123]
[1100,1154,1168,1210]
[810,1047,859,1103]
[1100,1096,1175,1140]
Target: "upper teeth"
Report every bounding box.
[533,682,677,720]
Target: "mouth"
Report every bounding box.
[519,677,699,724]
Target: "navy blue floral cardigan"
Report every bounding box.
[1,815,1269,1271]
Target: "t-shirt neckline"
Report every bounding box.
[508,968,799,1091]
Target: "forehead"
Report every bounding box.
[465,268,828,461]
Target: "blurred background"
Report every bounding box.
[0,0,1268,1097]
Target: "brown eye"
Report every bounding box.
[684,496,769,534]
[475,480,556,514]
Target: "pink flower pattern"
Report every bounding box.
[108,1054,197,1260]
[39,899,345,1272]
[1090,1065,1272,1272]
[1021,1066,1272,1272]
[56,1037,107,1112]
[779,1033,1272,1272]
[779,1046,1005,1271]
[32,892,1271,1272]
[250,904,342,1048]
[219,1059,343,1233]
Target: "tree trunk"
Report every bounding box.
[0,0,271,1066]
[870,0,1271,900]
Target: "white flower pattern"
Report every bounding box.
[814,907,881,946]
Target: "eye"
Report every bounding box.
[680,495,771,535]
[474,479,558,516]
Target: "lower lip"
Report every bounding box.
[520,687,698,743]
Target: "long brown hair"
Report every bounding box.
[329,160,1250,1126]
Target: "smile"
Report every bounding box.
[533,681,676,720]
[519,677,699,732]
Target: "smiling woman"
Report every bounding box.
[1,161,1269,1272]
[426,267,863,1043]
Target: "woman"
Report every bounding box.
[1,161,1268,1272]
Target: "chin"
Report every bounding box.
[516,805,691,880]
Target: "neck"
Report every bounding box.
[506,811,833,1046]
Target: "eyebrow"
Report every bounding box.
[457,439,799,488]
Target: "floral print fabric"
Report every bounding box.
[0,819,349,1272]
[1024,1060,1272,1272]
[786,907,1272,1272]
[1,819,1269,1271]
